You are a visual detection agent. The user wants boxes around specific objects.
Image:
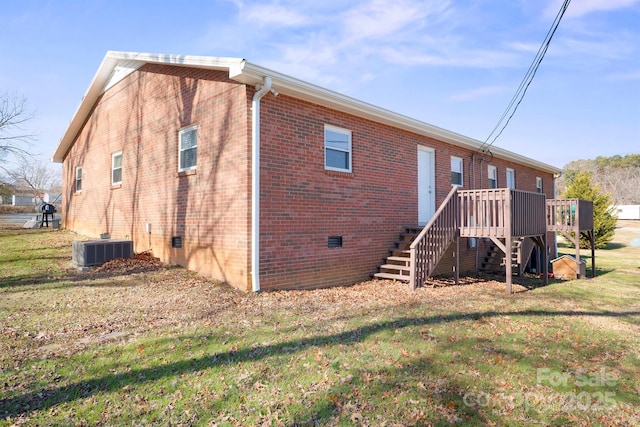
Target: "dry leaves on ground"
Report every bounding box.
[93,251,164,274]
[2,242,543,364]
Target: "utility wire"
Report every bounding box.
[479,0,571,154]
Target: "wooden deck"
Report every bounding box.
[407,188,594,292]
[458,188,546,238]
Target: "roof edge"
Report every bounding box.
[53,51,561,175]
[231,61,561,174]
[52,51,244,163]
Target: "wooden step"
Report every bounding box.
[389,247,410,255]
[379,263,410,272]
[394,240,412,248]
[399,232,419,240]
[386,256,410,264]
[373,272,411,282]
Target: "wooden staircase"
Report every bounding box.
[480,238,522,275]
[373,187,573,292]
[373,226,422,282]
[374,186,460,286]
[479,236,536,276]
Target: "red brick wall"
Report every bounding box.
[257,93,555,290]
[61,63,555,292]
[62,64,253,290]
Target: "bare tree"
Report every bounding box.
[7,158,56,205]
[0,91,35,173]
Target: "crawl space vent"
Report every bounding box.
[328,236,343,248]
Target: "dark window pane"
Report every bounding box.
[326,148,349,170]
[452,171,462,186]
[181,147,197,170]
[112,168,122,184]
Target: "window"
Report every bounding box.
[75,166,82,192]
[488,165,497,189]
[506,168,515,189]
[451,156,463,186]
[179,125,197,172]
[111,151,122,185]
[536,177,543,193]
[324,125,352,172]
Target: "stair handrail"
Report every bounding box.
[409,186,460,289]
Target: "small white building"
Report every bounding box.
[614,205,640,220]
[11,194,34,206]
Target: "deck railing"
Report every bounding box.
[546,199,594,233]
[458,189,547,238]
[410,186,459,289]
[407,189,593,289]
[546,198,595,279]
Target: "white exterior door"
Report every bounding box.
[417,146,435,225]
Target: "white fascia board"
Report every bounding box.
[231,61,561,175]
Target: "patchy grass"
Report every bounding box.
[1,224,639,426]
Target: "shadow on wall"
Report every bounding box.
[65,68,247,287]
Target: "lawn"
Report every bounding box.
[1,222,639,426]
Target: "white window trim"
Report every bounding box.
[178,124,198,172]
[488,165,497,188]
[536,176,543,193]
[324,124,352,173]
[451,156,464,187]
[75,166,82,192]
[506,168,516,189]
[111,151,123,185]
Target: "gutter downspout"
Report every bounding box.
[553,172,560,264]
[251,76,273,292]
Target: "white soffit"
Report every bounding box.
[103,61,144,92]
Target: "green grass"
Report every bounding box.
[1,224,639,426]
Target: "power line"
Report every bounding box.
[479,0,572,154]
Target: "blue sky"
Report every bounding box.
[2,0,639,173]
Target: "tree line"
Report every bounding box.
[558,154,640,205]
[557,154,640,249]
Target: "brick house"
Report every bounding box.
[53,51,564,292]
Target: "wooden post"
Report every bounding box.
[575,238,582,279]
[409,246,417,290]
[542,234,548,286]
[505,189,513,294]
[454,234,460,285]
[505,235,512,294]
[590,230,596,278]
